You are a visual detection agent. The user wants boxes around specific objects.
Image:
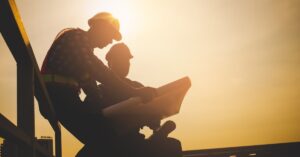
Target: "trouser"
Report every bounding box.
[47,83,182,157]
[76,137,182,157]
[46,83,117,144]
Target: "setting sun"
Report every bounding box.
[84,0,139,38]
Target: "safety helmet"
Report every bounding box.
[106,43,133,61]
[88,12,122,41]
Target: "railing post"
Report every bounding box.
[17,61,35,157]
[17,62,35,137]
[55,131,62,157]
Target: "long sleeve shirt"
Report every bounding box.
[41,28,135,97]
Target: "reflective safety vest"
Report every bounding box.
[42,74,79,87]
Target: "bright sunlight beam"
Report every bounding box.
[85,0,139,39]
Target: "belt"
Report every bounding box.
[42,74,79,87]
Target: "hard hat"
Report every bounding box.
[106,43,133,61]
[88,12,122,41]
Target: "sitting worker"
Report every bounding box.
[81,43,183,157]
[41,12,156,157]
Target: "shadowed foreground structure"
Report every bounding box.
[0,0,300,157]
[183,142,300,157]
[0,0,61,157]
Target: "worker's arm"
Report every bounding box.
[64,30,157,101]
[88,55,157,101]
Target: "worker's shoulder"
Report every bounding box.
[56,28,86,40]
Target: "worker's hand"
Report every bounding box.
[146,118,161,131]
[149,120,176,140]
[140,117,161,130]
[135,87,157,102]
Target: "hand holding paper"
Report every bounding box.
[102,76,191,133]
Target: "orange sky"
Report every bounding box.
[1,0,300,156]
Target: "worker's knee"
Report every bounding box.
[157,138,182,157]
[167,137,182,149]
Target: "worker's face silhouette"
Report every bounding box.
[89,23,115,48]
[108,57,130,78]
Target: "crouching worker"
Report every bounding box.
[82,43,183,157]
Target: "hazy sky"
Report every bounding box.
[1,0,300,156]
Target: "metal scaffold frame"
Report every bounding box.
[0,0,61,157]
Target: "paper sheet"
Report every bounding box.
[102,76,191,132]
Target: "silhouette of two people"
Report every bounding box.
[41,12,182,157]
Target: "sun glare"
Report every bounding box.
[85,0,138,39]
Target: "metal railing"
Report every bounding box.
[0,0,61,157]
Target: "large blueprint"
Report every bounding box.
[102,77,191,133]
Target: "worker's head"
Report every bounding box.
[87,12,122,49]
[106,43,133,78]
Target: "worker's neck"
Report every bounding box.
[86,29,98,48]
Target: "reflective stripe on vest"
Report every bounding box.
[42,74,79,87]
